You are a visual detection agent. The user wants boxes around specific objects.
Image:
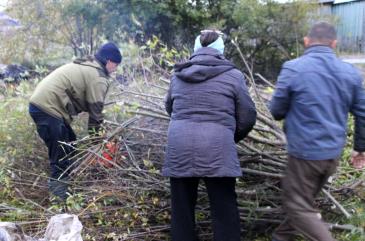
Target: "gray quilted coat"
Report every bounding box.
[163,47,256,177]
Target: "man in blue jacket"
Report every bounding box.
[270,22,365,241]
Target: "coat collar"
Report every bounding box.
[190,47,225,60]
[304,45,335,55]
[74,57,109,77]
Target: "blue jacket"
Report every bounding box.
[270,45,365,160]
[163,47,256,177]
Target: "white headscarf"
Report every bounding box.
[193,34,225,54]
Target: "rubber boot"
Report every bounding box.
[48,178,69,201]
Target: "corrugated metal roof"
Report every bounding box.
[319,0,363,4]
[334,0,359,4]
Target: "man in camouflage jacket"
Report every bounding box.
[29,42,122,200]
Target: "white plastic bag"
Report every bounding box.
[0,222,35,241]
[43,214,83,241]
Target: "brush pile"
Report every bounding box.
[3,45,362,240]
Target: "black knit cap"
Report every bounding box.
[94,42,122,65]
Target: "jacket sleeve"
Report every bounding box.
[269,64,295,120]
[86,78,109,133]
[350,72,365,152]
[234,74,257,143]
[165,79,173,116]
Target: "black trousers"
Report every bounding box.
[29,104,76,199]
[170,177,241,241]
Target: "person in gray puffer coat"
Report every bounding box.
[163,30,257,241]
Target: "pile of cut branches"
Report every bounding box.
[62,43,360,240]
[2,45,364,240]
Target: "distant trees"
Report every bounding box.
[1,0,319,76]
[229,0,318,76]
[2,0,104,63]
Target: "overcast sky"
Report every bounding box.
[0,0,7,11]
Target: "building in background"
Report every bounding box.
[320,0,365,53]
[0,11,20,33]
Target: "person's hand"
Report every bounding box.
[350,151,365,169]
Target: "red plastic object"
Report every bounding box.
[95,142,118,168]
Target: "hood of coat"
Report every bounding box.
[174,47,236,83]
[73,56,109,77]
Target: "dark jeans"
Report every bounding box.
[29,104,76,198]
[273,156,339,241]
[170,177,241,241]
